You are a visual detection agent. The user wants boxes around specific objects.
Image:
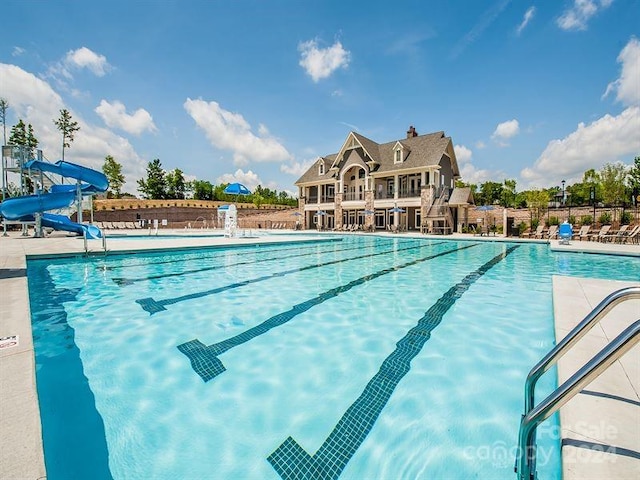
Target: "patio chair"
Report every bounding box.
[573,225,590,241]
[558,222,572,245]
[546,225,558,239]
[601,224,628,243]
[524,225,544,238]
[620,225,639,244]
[587,225,611,241]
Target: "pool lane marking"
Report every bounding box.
[267,245,520,480]
[114,241,381,286]
[101,243,314,271]
[103,237,399,271]
[137,241,443,315]
[176,243,476,382]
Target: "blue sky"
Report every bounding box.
[2,0,638,195]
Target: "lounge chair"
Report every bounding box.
[601,224,628,243]
[546,225,558,240]
[558,223,572,245]
[573,225,590,241]
[587,225,611,242]
[524,225,544,238]
[620,225,639,244]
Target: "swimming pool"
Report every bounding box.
[27,236,640,479]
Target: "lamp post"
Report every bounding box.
[590,185,596,222]
[561,179,566,221]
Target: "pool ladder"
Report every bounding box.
[515,286,640,480]
[82,229,109,256]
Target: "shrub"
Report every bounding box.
[568,215,576,225]
[548,216,560,226]
[518,222,528,236]
[620,211,632,225]
[580,215,593,225]
[598,212,612,225]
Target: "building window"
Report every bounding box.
[319,163,325,175]
[394,149,402,163]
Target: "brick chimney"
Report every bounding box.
[406,125,418,138]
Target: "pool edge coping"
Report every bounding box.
[1,231,638,479]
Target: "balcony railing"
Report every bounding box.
[374,191,392,199]
[343,192,364,201]
[398,188,421,199]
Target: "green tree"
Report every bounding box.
[501,179,517,207]
[53,108,80,161]
[0,98,9,145]
[627,156,640,206]
[8,119,38,158]
[102,155,125,198]
[26,124,38,159]
[137,159,167,199]
[478,181,503,206]
[599,162,628,207]
[192,180,214,200]
[166,168,186,199]
[524,189,549,226]
[8,120,26,146]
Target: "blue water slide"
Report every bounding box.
[0,160,109,239]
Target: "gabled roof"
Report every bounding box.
[295,154,337,184]
[295,130,459,185]
[448,187,474,206]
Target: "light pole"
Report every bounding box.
[561,179,566,221]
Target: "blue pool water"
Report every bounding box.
[27,236,639,479]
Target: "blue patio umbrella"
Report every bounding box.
[224,182,251,196]
[363,209,375,215]
[388,206,405,213]
[474,205,495,212]
[315,210,327,216]
[291,211,302,216]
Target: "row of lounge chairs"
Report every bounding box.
[525,224,639,244]
[94,221,142,230]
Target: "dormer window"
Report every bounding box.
[319,162,325,175]
[393,141,409,164]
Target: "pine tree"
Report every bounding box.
[53,109,80,161]
[137,159,167,199]
[102,155,125,198]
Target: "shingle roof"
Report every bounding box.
[295,130,457,185]
[295,154,337,184]
[448,187,474,205]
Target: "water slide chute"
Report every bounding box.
[0,160,109,239]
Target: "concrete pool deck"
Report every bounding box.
[0,229,637,479]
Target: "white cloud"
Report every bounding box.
[491,119,520,145]
[12,46,25,57]
[521,106,640,187]
[216,169,261,191]
[298,39,350,82]
[557,0,613,31]
[517,7,536,35]
[280,158,316,177]
[603,37,640,107]
[454,144,473,163]
[64,47,110,76]
[475,140,487,149]
[1,63,146,194]
[184,98,292,165]
[95,100,157,135]
[454,144,506,185]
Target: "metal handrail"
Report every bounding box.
[523,286,640,413]
[516,319,640,480]
[102,231,108,255]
